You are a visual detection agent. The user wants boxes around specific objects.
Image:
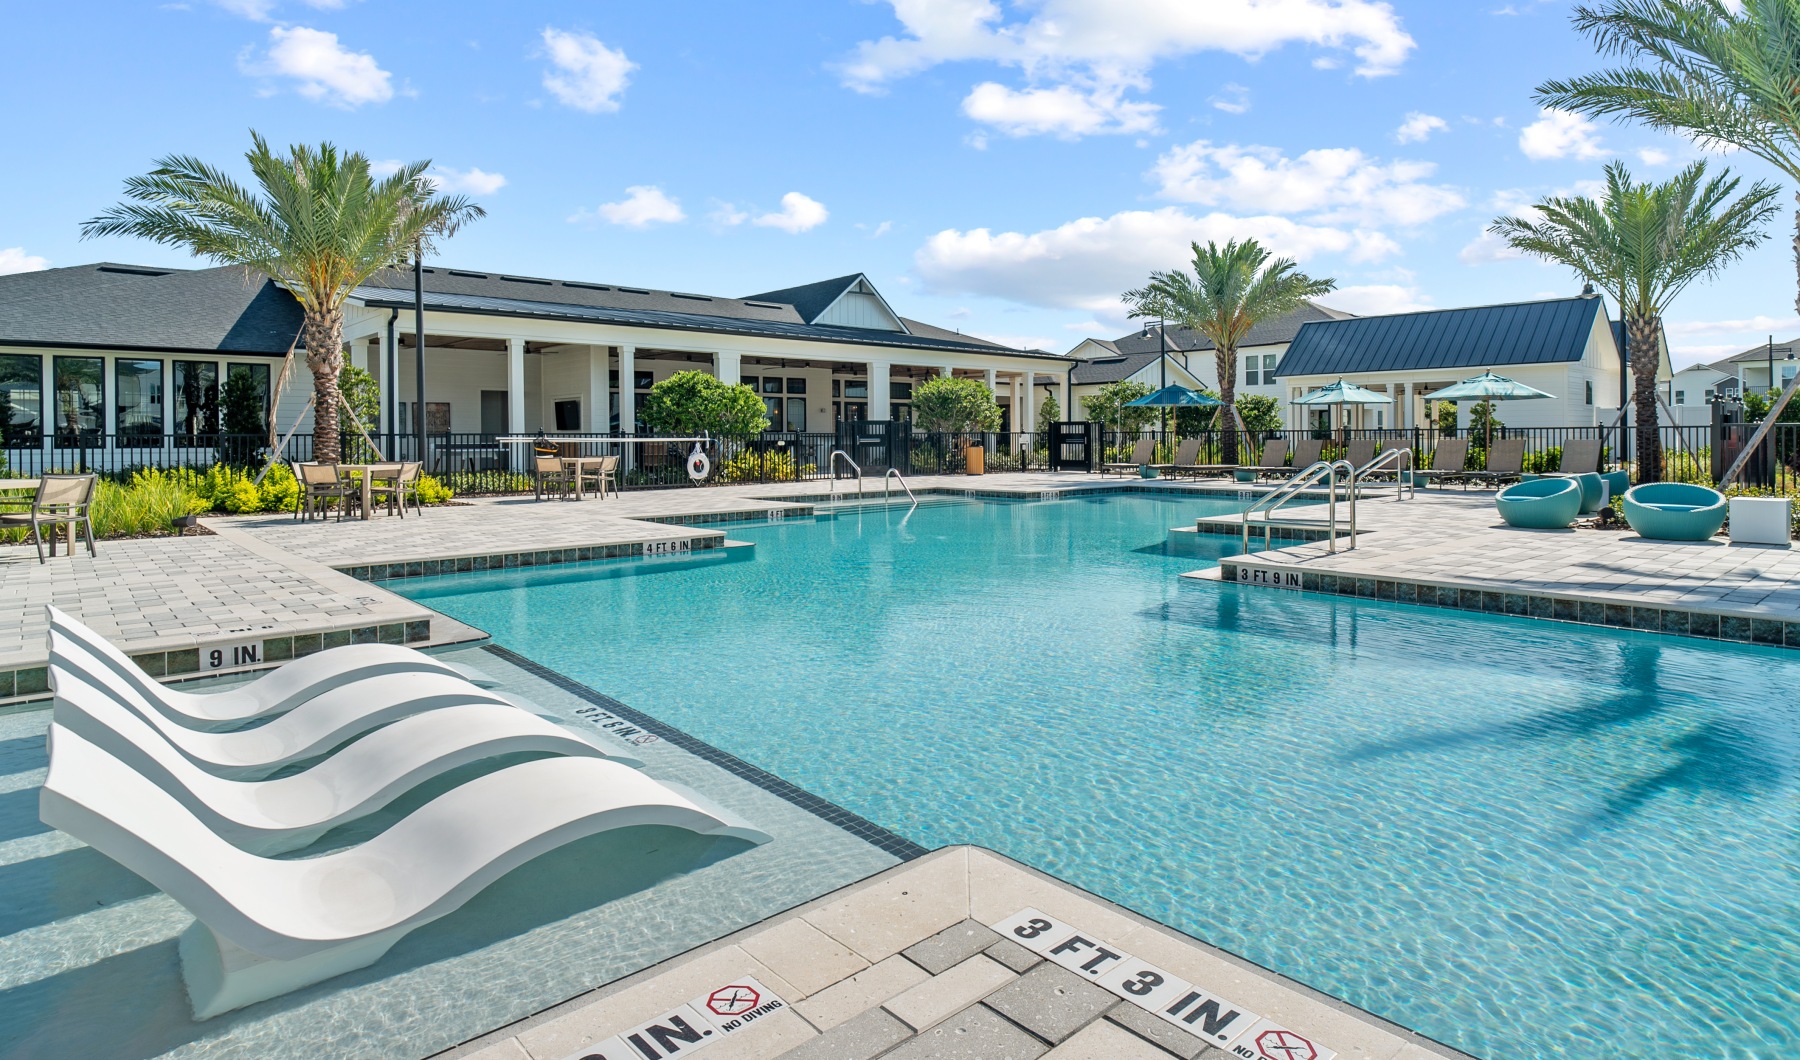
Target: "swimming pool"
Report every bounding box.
[399,493,1800,1059]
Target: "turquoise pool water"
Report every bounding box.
[399,494,1800,1059]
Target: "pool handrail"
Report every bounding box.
[1240,458,1358,555]
[1355,447,1415,502]
[883,468,917,509]
[828,449,863,501]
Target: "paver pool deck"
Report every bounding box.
[5,471,1793,1057]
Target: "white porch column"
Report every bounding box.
[586,346,608,432]
[868,359,891,420]
[716,350,740,386]
[1403,381,1415,430]
[618,345,636,433]
[1023,370,1036,444]
[984,368,997,394]
[507,338,526,433]
[1386,382,1396,431]
[939,366,951,378]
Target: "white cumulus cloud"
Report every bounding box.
[841,0,1413,139]
[1211,83,1252,115]
[573,185,685,227]
[961,82,1158,137]
[1394,111,1447,143]
[541,28,634,113]
[752,192,829,233]
[241,26,393,107]
[372,162,507,196]
[914,207,1396,316]
[1327,284,1434,315]
[1149,140,1466,228]
[0,248,49,275]
[1519,108,1606,161]
[1637,147,1672,166]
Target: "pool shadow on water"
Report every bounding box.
[0,845,160,937]
[0,787,50,843]
[1575,719,1788,837]
[0,735,47,780]
[0,826,755,1059]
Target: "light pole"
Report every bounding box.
[1767,335,1794,409]
[1143,319,1168,450]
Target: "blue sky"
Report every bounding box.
[4,0,1795,368]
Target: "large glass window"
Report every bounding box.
[174,360,219,439]
[114,359,164,440]
[222,362,270,435]
[54,356,104,443]
[0,353,42,445]
[786,397,806,432]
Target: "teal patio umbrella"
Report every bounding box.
[1429,371,1554,452]
[1290,379,1393,439]
[1124,385,1224,408]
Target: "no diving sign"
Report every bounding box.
[989,908,1335,1060]
[561,977,786,1060]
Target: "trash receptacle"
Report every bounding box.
[965,444,985,475]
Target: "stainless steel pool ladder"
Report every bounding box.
[829,450,863,501]
[1239,459,1358,555]
[1355,447,1415,502]
[884,468,918,509]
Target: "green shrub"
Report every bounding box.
[258,462,300,513]
[416,474,454,504]
[719,449,811,483]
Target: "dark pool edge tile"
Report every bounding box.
[480,643,928,862]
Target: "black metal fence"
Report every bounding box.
[6,421,1788,493]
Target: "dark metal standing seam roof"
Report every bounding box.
[1272,295,1605,379]
[349,286,1071,361]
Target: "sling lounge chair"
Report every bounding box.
[1464,437,1526,490]
[1344,439,1377,469]
[39,724,769,1019]
[1169,438,1232,479]
[1413,437,1471,488]
[1289,437,1327,473]
[48,606,499,729]
[49,665,642,855]
[1242,439,1289,480]
[1556,438,1603,475]
[50,629,515,780]
[1102,438,1158,477]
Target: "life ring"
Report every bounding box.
[686,445,711,481]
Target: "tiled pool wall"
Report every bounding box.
[344,533,730,582]
[1218,555,1800,649]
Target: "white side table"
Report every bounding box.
[1729,496,1792,546]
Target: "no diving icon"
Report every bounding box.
[1254,1028,1318,1060]
[705,984,759,1018]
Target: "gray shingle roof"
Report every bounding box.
[739,275,862,323]
[349,284,1069,360]
[1274,295,1605,378]
[360,266,806,325]
[1108,301,1349,356]
[1070,351,1163,385]
[0,262,301,355]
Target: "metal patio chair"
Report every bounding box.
[0,473,97,563]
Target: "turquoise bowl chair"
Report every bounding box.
[1602,470,1629,501]
[1622,482,1727,541]
[1571,472,1606,515]
[1495,477,1583,529]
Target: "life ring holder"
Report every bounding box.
[686,443,712,482]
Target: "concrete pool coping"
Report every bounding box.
[436,846,1476,1060]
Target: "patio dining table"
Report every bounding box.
[558,456,614,500]
[336,463,402,521]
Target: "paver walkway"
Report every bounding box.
[439,847,1471,1060]
[1204,486,1800,645]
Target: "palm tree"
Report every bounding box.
[1537,1,1800,317]
[1490,160,1777,481]
[1123,239,1335,464]
[82,132,484,462]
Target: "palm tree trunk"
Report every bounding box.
[1216,347,1238,465]
[304,305,346,464]
[1627,312,1662,483]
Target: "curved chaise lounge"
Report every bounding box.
[50,667,643,854]
[48,606,499,730]
[1622,482,1728,541]
[50,630,515,779]
[39,726,769,1019]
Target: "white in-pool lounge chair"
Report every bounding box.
[39,724,769,1018]
[49,664,643,855]
[49,629,515,780]
[47,606,499,730]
